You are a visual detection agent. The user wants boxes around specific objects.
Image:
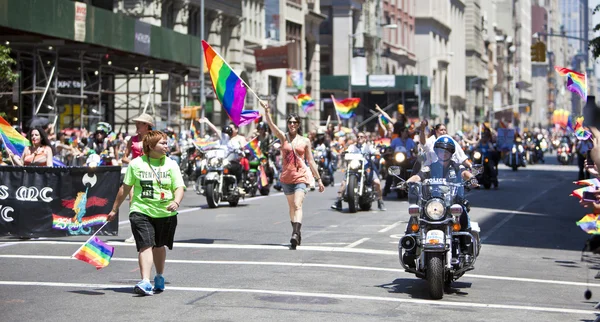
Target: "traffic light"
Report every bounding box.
[397,104,405,114]
[525,106,531,114]
[531,42,546,62]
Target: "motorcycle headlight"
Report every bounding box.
[473,151,482,160]
[518,146,524,153]
[394,153,406,163]
[222,159,229,166]
[209,157,219,167]
[511,147,517,153]
[349,159,361,169]
[425,199,445,220]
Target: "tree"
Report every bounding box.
[0,45,17,83]
[590,5,600,59]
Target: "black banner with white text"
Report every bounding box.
[0,166,120,237]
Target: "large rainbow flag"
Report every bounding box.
[0,116,29,156]
[331,95,360,119]
[203,40,260,126]
[555,66,587,101]
[296,94,315,113]
[72,236,114,270]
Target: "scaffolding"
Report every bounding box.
[0,34,190,135]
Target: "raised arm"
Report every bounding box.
[199,117,221,137]
[259,100,286,143]
[418,120,428,146]
[375,104,397,123]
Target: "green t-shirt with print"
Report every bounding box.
[124,155,185,218]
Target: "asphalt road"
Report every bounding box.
[0,153,599,322]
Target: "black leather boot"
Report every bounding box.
[295,222,302,245]
[290,222,300,250]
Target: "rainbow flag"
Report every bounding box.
[245,137,262,158]
[72,236,114,270]
[552,109,570,128]
[296,94,315,113]
[555,66,587,101]
[195,138,219,150]
[379,114,392,126]
[331,95,360,119]
[0,116,29,156]
[203,40,260,126]
[577,214,600,234]
[571,116,592,140]
[571,186,596,200]
[574,178,600,187]
[190,119,199,140]
[373,138,391,147]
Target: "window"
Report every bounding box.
[286,21,302,70]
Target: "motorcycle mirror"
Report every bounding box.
[388,166,401,176]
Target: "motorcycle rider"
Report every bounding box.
[419,121,473,169]
[384,127,417,196]
[406,136,478,253]
[331,131,386,211]
[200,117,248,187]
[313,128,335,179]
[87,124,117,166]
[164,127,182,165]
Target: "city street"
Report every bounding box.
[0,155,598,321]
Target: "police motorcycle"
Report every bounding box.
[202,146,243,208]
[314,144,334,187]
[531,134,546,164]
[388,165,481,300]
[342,150,378,213]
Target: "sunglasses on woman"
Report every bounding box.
[288,121,298,125]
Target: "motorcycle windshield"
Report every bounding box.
[205,147,227,159]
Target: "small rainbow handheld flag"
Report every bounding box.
[245,137,262,158]
[379,114,392,126]
[554,66,587,101]
[296,94,315,113]
[203,40,260,126]
[577,214,600,234]
[190,120,200,140]
[572,116,592,140]
[0,116,30,156]
[72,236,114,270]
[331,95,360,119]
[373,138,391,147]
[196,138,220,150]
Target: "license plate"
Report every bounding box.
[425,230,445,245]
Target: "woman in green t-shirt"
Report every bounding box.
[108,130,185,296]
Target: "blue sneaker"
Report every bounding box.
[133,280,154,296]
[153,275,165,292]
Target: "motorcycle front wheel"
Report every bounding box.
[427,253,444,300]
[206,182,221,208]
[259,187,270,196]
[347,176,358,213]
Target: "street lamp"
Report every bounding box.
[416,52,454,118]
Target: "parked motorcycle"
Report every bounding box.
[203,147,243,208]
[343,152,377,213]
[388,166,481,299]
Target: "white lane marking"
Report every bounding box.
[0,242,17,248]
[481,185,554,241]
[345,238,370,248]
[0,280,595,315]
[329,225,339,228]
[3,254,600,290]
[117,192,286,225]
[378,220,404,233]
[1,240,397,255]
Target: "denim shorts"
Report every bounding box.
[281,183,308,195]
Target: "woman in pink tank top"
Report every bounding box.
[122,113,153,164]
[261,101,325,249]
